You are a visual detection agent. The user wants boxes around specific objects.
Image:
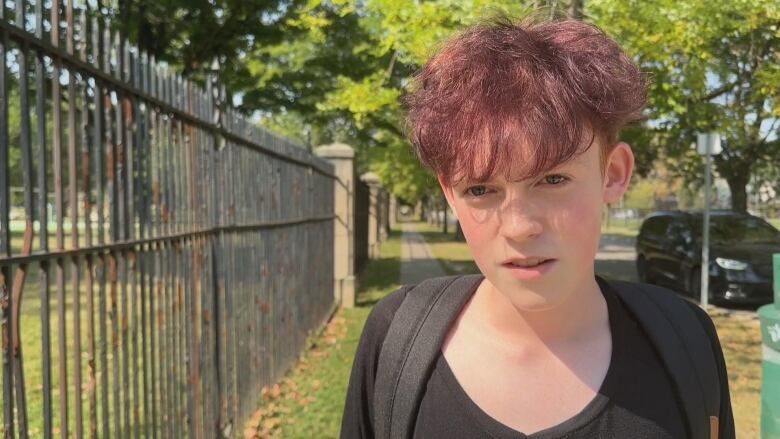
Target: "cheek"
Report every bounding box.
[452,202,500,258]
[552,192,603,253]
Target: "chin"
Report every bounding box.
[493,277,571,313]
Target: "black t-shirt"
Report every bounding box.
[340,277,736,438]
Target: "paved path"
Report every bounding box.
[400,223,447,285]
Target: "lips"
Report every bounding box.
[501,257,555,267]
[501,258,557,281]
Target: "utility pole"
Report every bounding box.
[697,132,722,308]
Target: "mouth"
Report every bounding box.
[502,256,554,267]
[501,258,556,280]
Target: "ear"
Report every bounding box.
[602,142,635,204]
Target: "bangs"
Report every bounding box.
[414,89,600,186]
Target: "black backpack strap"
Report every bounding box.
[373,275,483,439]
[609,280,720,439]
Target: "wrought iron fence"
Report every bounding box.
[0,1,336,437]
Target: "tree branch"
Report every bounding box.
[702,82,737,102]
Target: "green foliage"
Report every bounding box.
[589,0,780,212]
[110,0,303,101]
[624,179,660,209]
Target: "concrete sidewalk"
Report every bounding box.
[400,222,448,285]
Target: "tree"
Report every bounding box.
[111,0,303,103]
[589,0,780,213]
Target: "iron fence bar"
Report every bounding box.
[151,242,160,439]
[0,8,13,436]
[136,54,152,439]
[32,1,53,435]
[161,240,170,439]
[125,49,141,439]
[85,253,96,439]
[108,251,120,439]
[97,254,109,439]
[92,17,104,247]
[177,125,186,439]
[79,8,91,250]
[119,250,129,439]
[93,16,111,437]
[130,249,138,439]
[0,28,7,259]
[50,1,73,437]
[138,248,150,439]
[79,12,97,439]
[173,241,182,439]
[114,41,132,439]
[66,0,84,436]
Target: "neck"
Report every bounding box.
[465,275,608,348]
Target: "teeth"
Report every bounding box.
[511,258,546,267]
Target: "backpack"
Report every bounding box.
[372,274,721,439]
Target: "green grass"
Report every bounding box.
[600,224,640,238]
[710,312,761,439]
[244,229,402,438]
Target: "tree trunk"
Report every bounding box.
[725,174,749,213]
[570,0,584,19]
[442,204,448,234]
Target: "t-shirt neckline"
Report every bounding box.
[435,276,625,439]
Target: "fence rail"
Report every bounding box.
[0,1,336,437]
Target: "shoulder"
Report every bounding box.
[359,284,417,351]
[605,278,725,358]
[370,285,415,324]
[608,280,717,329]
[681,299,722,347]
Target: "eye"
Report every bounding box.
[465,185,490,197]
[542,174,569,185]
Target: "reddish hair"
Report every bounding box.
[404,16,647,186]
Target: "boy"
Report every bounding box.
[341,16,735,439]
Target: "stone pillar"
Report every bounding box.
[361,172,382,259]
[316,143,355,308]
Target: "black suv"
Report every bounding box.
[635,210,780,305]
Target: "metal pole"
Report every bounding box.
[701,141,711,308]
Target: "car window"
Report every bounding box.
[692,216,780,243]
[666,221,688,241]
[642,216,671,238]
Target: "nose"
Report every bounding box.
[498,198,543,242]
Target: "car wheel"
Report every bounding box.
[637,256,651,283]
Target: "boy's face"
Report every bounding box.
[439,140,634,312]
